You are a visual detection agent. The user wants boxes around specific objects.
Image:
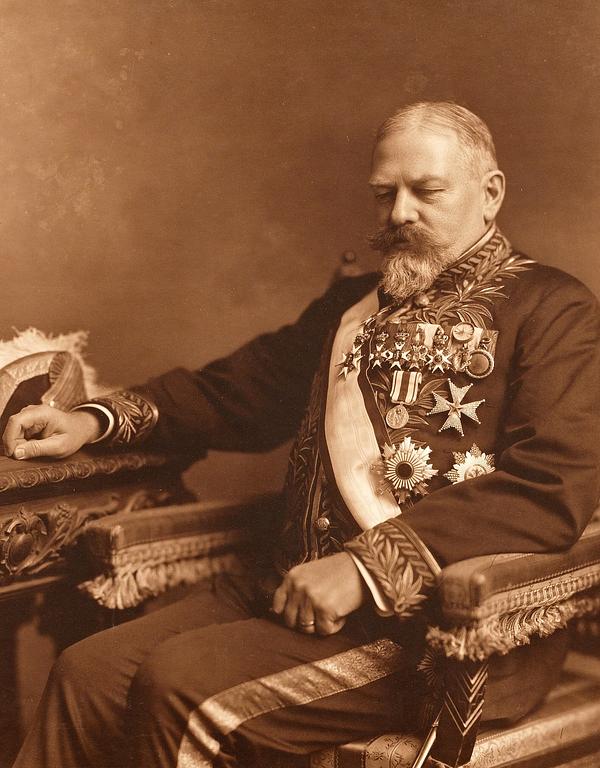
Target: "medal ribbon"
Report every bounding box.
[390,371,422,404]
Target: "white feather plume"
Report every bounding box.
[0,327,109,397]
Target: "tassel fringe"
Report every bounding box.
[426,589,600,661]
[79,553,245,610]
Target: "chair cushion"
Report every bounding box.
[275,651,600,768]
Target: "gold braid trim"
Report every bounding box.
[345,518,440,618]
[92,389,159,445]
[426,587,600,661]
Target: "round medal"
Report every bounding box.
[466,349,495,379]
[386,404,409,429]
[452,322,475,343]
[452,344,471,372]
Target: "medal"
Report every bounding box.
[451,343,472,373]
[354,330,370,345]
[386,404,409,429]
[390,370,422,403]
[401,329,428,371]
[427,381,485,437]
[445,444,495,484]
[452,322,475,343]
[465,348,494,378]
[386,371,422,430]
[427,349,452,373]
[465,336,495,379]
[370,343,391,368]
[378,438,438,503]
[337,348,361,379]
[426,328,451,373]
[337,340,363,378]
[390,329,409,369]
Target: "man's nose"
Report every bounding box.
[389,189,418,226]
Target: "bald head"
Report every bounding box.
[375,102,498,178]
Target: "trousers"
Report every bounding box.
[13,573,418,768]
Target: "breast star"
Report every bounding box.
[427,381,485,436]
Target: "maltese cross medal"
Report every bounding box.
[427,381,485,437]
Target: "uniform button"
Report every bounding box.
[315,516,330,532]
[413,292,431,308]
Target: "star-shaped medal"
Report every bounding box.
[337,347,361,379]
[401,342,428,371]
[426,349,452,373]
[376,438,438,503]
[427,381,485,436]
[369,343,390,368]
[445,444,495,484]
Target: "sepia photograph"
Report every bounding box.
[0,1,599,767]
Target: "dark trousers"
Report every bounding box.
[13,574,416,768]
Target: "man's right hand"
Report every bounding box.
[2,405,103,460]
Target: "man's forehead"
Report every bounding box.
[370,125,467,183]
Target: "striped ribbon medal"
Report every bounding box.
[386,371,422,429]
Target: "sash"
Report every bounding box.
[323,290,400,531]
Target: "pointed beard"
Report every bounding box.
[367,225,457,302]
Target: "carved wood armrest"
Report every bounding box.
[79,493,280,609]
[427,518,600,661]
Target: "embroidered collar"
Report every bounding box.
[377,226,534,330]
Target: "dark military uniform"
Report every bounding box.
[14,229,600,768]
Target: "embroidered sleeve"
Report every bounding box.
[345,518,441,619]
[80,389,159,446]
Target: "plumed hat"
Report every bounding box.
[0,329,103,441]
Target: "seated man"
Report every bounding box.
[5,102,600,768]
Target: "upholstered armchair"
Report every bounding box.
[79,494,600,768]
[2,280,599,767]
[3,276,599,767]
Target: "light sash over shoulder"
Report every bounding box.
[324,289,400,532]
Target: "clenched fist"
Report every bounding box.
[2,405,103,460]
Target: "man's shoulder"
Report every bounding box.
[509,257,598,311]
[319,271,381,311]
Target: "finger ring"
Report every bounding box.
[299,620,315,627]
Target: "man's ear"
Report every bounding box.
[482,170,505,224]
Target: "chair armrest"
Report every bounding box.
[78,493,281,609]
[439,518,600,623]
[427,518,600,660]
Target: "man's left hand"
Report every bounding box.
[272,552,367,635]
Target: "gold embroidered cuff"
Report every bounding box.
[89,390,159,446]
[345,518,441,619]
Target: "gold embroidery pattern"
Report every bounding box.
[278,364,328,568]
[427,240,534,328]
[92,390,159,445]
[390,231,534,329]
[345,519,440,618]
[176,638,405,768]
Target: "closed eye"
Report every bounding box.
[415,188,445,200]
[373,189,395,201]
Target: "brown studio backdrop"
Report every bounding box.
[0,0,598,497]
